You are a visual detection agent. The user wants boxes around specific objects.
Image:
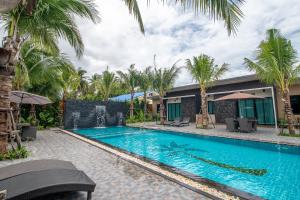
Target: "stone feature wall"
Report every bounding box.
[64,100,129,129]
[215,100,237,123]
[181,97,196,122]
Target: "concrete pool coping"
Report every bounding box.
[61,129,264,200]
[128,123,300,147]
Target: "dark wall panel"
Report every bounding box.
[64,100,129,129]
[215,100,237,123]
[181,97,196,122]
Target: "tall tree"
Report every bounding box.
[152,56,180,124]
[0,0,99,152]
[186,54,228,128]
[99,67,117,102]
[139,67,153,116]
[117,64,139,118]
[76,68,89,99]
[244,29,300,134]
[14,42,76,100]
[89,73,101,97]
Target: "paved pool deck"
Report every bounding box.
[128,122,300,146]
[0,130,210,200]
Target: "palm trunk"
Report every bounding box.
[143,92,147,118]
[201,86,209,129]
[0,75,12,153]
[130,90,134,118]
[282,88,295,134]
[0,28,20,152]
[159,96,165,125]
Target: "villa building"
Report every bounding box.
[159,74,300,127]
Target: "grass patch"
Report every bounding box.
[279,133,300,137]
[0,146,29,161]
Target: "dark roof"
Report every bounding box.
[169,74,258,93]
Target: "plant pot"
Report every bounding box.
[21,126,37,141]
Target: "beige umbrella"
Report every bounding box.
[214,92,264,101]
[10,91,52,105]
[10,91,52,123]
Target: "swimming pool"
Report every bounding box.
[72,126,300,200]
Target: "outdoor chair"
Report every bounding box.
[225,118,238,132]
[180,117,190,126]
[0,159,96,200]
[171,118,190,127]
[238,118,255,133]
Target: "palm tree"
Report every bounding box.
[139,67,153,116]
[186,54,228,128]
[14,41,76,100]
[0,0,99,152]
[117,64,139,118]
[152,56,180,124]
[244,29,300,135]
[89,73,101,96]
[99,67,117,102]
[76,68,89,99]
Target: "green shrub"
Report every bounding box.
[0,146,29,161]
[39,112,55,128]
[126,111,154,124]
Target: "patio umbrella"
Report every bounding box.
[214,92,264,120]
[214,92,264,101]
[10,91,52,123]
[10,91,52,105]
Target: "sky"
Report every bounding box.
[2,0,300,86]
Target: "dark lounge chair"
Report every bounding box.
[238,118,254,133]
[181,117,190,126]
[0,159,96,200]
[225,118,238,132]
[172,117,190,127]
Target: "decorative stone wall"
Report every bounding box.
[181,97,196,122]
[215,100,237,123]
[64,100,129,129]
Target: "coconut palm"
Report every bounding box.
[14,41,76,100]
[117,64,139,118]
[152,57,180,124]
[139,66,153,116]
[89,73,101,96]
[244,29,300,135]
[98,67,117,102]
[76,68,89,98]
[186,54,228,128]
[0,0,99,152]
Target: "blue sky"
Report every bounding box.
[2,0,300,86]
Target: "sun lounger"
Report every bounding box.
[0,159,96,200]
[172,117,190,127]
[225,118,238,132]
[181,117,190,126]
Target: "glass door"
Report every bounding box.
[167,103,181,121]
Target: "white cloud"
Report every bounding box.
[2,0,300,86]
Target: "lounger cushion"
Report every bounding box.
[0,159,76,180]
[0,169,96,200]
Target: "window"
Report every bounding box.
[208,101,215,114]
[290,95,300,114]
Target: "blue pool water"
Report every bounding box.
[73,127,300,200]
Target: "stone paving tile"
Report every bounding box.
[129,122,300,146]
[0,130,210,200]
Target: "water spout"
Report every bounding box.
[117,112,124,126]
[95,106,106,128]
[72,112,80,129]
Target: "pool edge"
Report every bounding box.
[61,129,264,200]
